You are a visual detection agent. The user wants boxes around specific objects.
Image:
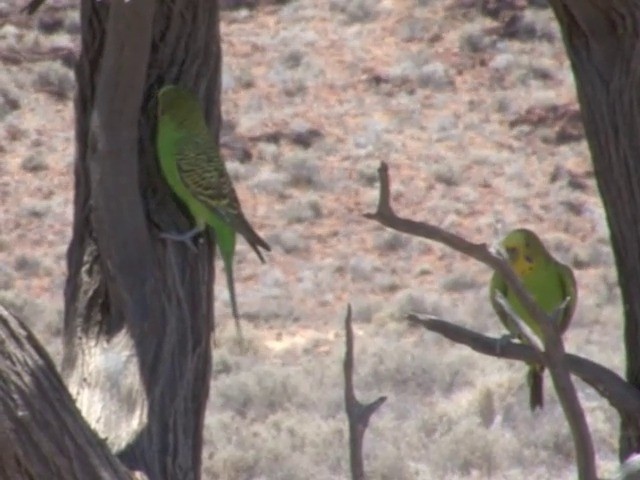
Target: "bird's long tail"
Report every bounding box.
[222,252,242,338]
[210,222,243,339]
[527,364,544,411]
[235,215,271,264]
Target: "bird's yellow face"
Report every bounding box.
[502,229,544,278]
[157,85,201,128]
[504,242,534,277]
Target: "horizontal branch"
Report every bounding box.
[408,314,640,419]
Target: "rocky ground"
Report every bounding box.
[0,0,626,478]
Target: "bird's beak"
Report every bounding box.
[505,246,518,262]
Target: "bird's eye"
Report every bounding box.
[525,255,533,263]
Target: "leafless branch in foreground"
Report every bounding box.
[365,161,597,480]
[0,304,131,480]
[343,305,387,480]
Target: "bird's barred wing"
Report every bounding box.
[176,136,242,223]
[557,262,577,334]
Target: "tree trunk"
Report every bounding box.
[63,1,220,478]
[0,305,132,480]
[549,0,640,461]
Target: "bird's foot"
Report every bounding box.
[160,226,204,252]
[495,333,517,355]
[550,297,572,325]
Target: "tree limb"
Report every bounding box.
[365,161,597,480]
[0,305,131,479]
[343,305,386,480]
[408,314,640,420]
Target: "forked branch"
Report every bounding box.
[343,305,387,480]
[365,162,597,480]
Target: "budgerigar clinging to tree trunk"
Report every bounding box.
[156,85,270,335]
[489,228,576,411]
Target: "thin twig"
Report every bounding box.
[365,162,597,480]
[344,305,387,480]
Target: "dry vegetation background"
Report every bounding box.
[0,0,627,478]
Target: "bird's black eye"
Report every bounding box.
[525,255,533,263]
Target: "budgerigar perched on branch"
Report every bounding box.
[489,228,577,411]
[156,85,270,334]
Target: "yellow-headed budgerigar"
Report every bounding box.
[490,228,576,411]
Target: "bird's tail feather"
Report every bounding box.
[527,365,544,411]
[237,216,270,264]
[222,253,242,338]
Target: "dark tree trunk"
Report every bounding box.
[549,0,640,461]
[62,1,220,478]
[0,305,131,480]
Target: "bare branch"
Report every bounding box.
[366,162,597,480]
[408,314,640,420]
[344,305,387,480]
[364,162,561,325]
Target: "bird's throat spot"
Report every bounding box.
[513,256,534,276]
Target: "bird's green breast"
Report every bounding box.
[157,118,211,227]
[158,119,186,194]
[506,260,567,338]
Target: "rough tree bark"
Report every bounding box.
[0,305,131,480]
[61,1,220,478]
[548,0,640,461]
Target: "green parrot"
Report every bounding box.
[489,228,577,411]
[156,85,270,333]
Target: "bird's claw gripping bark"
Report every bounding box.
[160,226,204,252]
